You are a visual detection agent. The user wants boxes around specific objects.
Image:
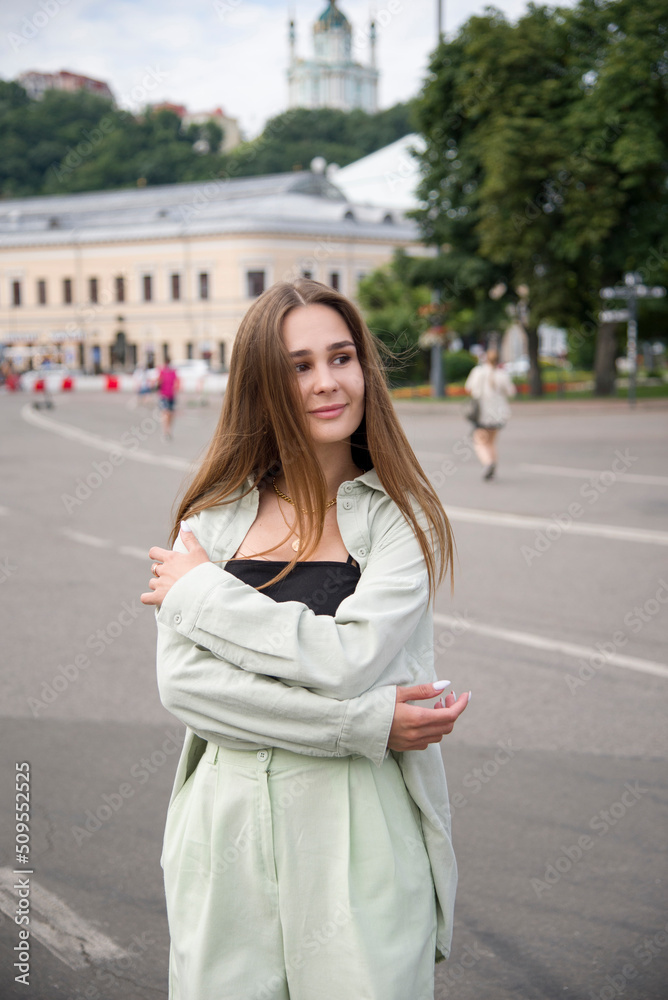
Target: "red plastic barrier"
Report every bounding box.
[61,376,74,391]
[33,378,45,393]
[105,375,119,391]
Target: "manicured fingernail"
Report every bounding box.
[180,520,192,532]
[467,690,472,702]
[433,679,451,691]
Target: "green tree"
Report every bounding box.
[0,84,417,197]
[411,0,668,396]
[227,103,416,176]
[357,250,432,385]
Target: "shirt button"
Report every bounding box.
[358,547,367,557]
[257,750,269,762]
[173,613,182,624]
[343,484,353,493]
[342,499,353,510]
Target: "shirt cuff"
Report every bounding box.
[157,560,225,634]
[338,684,396,767]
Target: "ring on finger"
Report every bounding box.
[152,563,159,577]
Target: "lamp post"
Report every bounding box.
[422,292,447,398]
[600,272,666,407]
[437,0,444,39]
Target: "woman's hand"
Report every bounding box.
[140,523,210,608]
[388,683,470,752]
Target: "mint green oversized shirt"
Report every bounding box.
[156,468,457,961]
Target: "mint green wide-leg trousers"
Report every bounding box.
[162,742,438,1000]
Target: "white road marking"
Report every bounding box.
[521,463,668,487]
[21,403,191,471]
[0,868,128,970]
[59,528,667,679]
[61,529,113,549]
[445,505,668,546]
[434,614,668,680]
[119,545,150,560]
[60,531,148,562]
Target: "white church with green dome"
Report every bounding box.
[287,1,379,113]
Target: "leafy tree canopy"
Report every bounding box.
[0,81,416,198]
[411,0,668,394]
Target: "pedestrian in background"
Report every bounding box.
[157,357,179,440]
[141,278,470,1000]
[465,347,516,480]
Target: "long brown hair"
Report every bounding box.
[171,279,454,598]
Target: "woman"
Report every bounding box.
[157,357,179,440]
[141,279,469,1000]
[464,347,517,480]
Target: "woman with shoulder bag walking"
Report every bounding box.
[465,347,516,480]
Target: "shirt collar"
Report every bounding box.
[244,467,386,495]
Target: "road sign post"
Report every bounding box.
[599,273,666,407]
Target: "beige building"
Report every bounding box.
[0,168,419,373]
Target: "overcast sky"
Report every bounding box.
[1,0,571,137]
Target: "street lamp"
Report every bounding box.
[600,272,666,407]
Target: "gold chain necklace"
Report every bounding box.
[272,478,337,514]
[272,477,338,552]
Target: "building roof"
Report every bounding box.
[315,2,350,30]
[332,134,426,210]
[0,170,417,248]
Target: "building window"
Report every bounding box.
[301,270,313,279]
[89,277,98,303]
[329,272,340,291]
[171,273,181,301]
[247,270,265,298]
[12,281,21,306]
[218,341,226,368]
[143,275,152,302]
[162,342,170,363]
[115,276,125,303]
[199,272,209,300]
[37,279,47,305]
[63,278,73,304]
[186,342,194,359]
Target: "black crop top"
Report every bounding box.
[225,553,361,616]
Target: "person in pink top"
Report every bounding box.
[158,358,179,440]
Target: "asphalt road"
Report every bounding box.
[0,389,667,1000]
